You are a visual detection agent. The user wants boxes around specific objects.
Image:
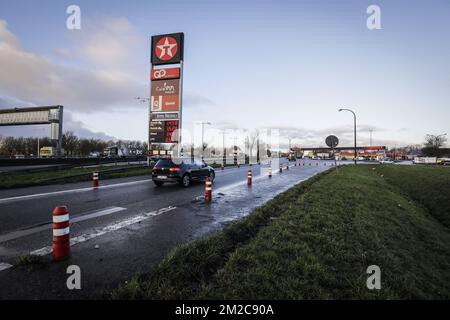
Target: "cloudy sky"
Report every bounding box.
[0,0,449,148]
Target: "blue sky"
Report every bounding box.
[0,0,449,148]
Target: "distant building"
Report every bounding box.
[291,146,387,160]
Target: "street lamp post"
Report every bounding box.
[197,121,211,161]
[219,130,227,167]
[339,108,357,164]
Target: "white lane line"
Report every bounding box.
[0,262,13,272]
[0,179,152,204]
[30,206,176,257]
[0,206,127,244]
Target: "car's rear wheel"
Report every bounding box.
[180,174,191,188]
[154,181,164,187]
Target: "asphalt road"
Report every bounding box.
[0,158,334,299]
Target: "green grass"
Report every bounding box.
[112,165,450,300]
[0,165,151,189]
[375,164,450,228]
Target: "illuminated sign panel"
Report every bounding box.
[149,33,184,156]
[151,79,179,96]
[150,95,180,112]
[150,113,179,121]
[151,68,180,80]
[149,120,179,143]
[151,33,184,65]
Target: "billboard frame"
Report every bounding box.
[0,105,64,156]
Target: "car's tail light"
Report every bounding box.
[169,166,180,172]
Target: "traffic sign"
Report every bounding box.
[326,135,339,148]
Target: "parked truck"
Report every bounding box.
[413,157,437,164]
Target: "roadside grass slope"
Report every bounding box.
[376,164,450,228]
[112,165,450,299]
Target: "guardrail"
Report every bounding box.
[0,156,147,167]
[35,165,151,184]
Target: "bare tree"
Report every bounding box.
[424,134,447,148]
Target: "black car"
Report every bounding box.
[152,158,215,187]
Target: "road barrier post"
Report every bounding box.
[279,165,283,173]
[268,167,272,178]
[286,164,289,170]
[205,177,212,203]
[247,170,252,186]
[221,163,224,171]
[52,206,70,261]
[93,172,99,188]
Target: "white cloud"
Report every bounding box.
[0,18,146,114]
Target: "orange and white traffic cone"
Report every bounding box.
[205,177,212,203]
[52,206,70,261]
[93,172,99,188]
[247,170,252,186]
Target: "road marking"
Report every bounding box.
[0,179,152,204]
[0,262,13,272]
[30,206,176,257]
[0,206,126,244]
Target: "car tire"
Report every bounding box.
[180,174,191,188]
[154,181,164,187]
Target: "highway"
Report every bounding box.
[0,159,334,299]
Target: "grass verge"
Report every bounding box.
[0,165,151,189]
[112,165,450,299]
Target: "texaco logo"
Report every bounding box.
[155,37,178,61]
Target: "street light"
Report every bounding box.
[339,108,357,164]
[219,130,227,167]
[196,121,211,160]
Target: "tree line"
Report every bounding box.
[0,131,148,157]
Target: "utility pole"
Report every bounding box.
[233,136,238,165]
[256,130,260,164]
[339,108,357,164]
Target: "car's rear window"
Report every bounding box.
[155,159,175,168]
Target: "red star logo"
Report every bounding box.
[155,37,178,61]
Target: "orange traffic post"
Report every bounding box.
[205,177,212,203]
[93,172,99,188]
[247,170,253,186]
[52,206,70,261]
